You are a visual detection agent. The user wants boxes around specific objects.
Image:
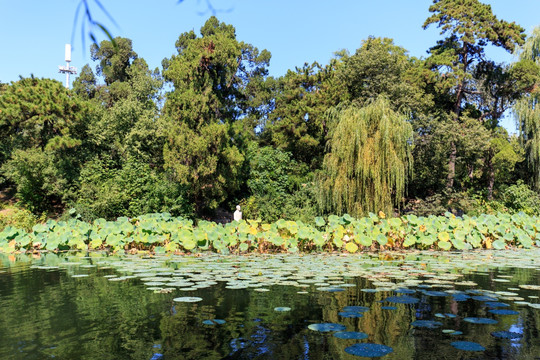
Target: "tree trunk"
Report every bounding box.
[486,152,495,201]
[446,141,457,190]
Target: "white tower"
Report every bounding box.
[58,44,77,89]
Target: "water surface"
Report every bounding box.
[0,250,539,359]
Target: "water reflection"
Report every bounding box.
[0,251,538,359]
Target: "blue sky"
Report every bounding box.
[1,0,540,130]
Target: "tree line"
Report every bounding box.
[3,0,540,223]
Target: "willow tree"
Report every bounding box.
[514,26,540,189]
[318,97,413,217]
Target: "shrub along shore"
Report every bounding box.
[0,212,539,254]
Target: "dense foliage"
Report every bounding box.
[3,2,540,229]
[1,212,539,254]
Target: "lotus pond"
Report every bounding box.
[0,250,539,359]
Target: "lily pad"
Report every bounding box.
[463,317,498,324]
[202,319,226,325]
[307,323,346,332]
[488,309,519,315]
[342,306,370,312]
[344,343,394,357]
[333,331,369,340]
[339,311,363,318]
[384,295,419,304]
[381,306,397,310]
[411,320,443,329]
[274,307,291,312]
[485,302,510,308]
[451,341,485,351]
[472,295,498,302]
[173,297,203,303]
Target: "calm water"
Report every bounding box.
[0,251,539,360]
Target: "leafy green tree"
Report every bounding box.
[71,37,178,218]
[240,146,317,222]
[318,97,413,217]
[423,0,526,189]
[74,157,193,220]
[263,60,346,168]
[72,64,98,100]
[162,16,271,214]
[514,26,540,189]
[338,37,431,114]
[90,37,137,85]
[0,77,94,212]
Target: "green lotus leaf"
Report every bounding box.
[345,242,359,253]
[314,217,326,227]
[467,234,482,248]
[517,234,532,248]
[421,235,436,246]
[438,232,450,242]
[492,239,506,250]
[438,240,452,250]
[239,242,249,252]
[358,235,372,247]
[451,238,466,250]
[313,234,325,247]
[403,235,417,247]
[376,234,387,246]
[182,238,197,251]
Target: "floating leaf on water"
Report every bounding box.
[339,312,363,318]
[472,295,498,302]
[254,288,270,292]
[463,317,498,324]
[381,306,396,310]
[307,323,346,332]
[491,331,523,339]
[202,319,226,325]
[395,288,416,294]
[451,341,485,351]
[485,302,510,308]
[384,295,419,304]
[411,320,443,329]
[342,306,370,313]
[488,309,519,315]
[442,329,456,334]
[452,293,471,302]
[317,287,345,292]
[71,274,89,278]
[274,307,291,312]
[173,297,202,303]
[334,331,369,340]
[422,290,449,297]
[344,343,393,357]
[529,303,540,310]
[519,284,540,290]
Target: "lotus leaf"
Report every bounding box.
[333,331,368,340]
[463,317,498,324]
[450,341,485,351]
[411,320,443,328]
[344,343,393,357]
[307,323,346,332]
[345,242,358,253]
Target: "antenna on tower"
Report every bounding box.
[58,44,77,89]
